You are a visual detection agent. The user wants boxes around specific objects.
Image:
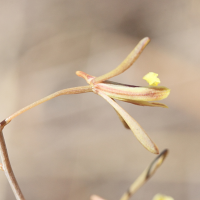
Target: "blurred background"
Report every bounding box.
[0,0,200,199]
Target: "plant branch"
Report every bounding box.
[0,123,25,200]
[5,85,92,125]
[0,85,92,200]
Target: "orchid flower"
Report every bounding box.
[0,37,170,200]
[76,37,170,154]
[3,37,170,155]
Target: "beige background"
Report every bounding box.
[0,0,200,199]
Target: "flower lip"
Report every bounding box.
[94,81,170,102]
[76,71,170,103]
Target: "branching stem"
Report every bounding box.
[0,123,25,200]
[0,85,92,200]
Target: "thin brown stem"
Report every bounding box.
[0,124,25,200]
[0,85,92,200]
[5,85,92,124]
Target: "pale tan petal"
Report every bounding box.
[111,98,130,129]
[113,107,130,129]
[94,82,170,102]
[93,37,150,83]
[98,91,159,154]
[119,99,168,108]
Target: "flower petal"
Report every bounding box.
[119,99,168,108]
[94,82,170,102]
[93,37,150,83]
[98,91,159,154]
[113,105,130,129]
[112,99,167,128]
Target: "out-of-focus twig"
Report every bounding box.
[90,150,168,200]
[120,149,168,200]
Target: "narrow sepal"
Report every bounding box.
[112,99,130,129]
[93,37,150,83]
[119,99,168,108]
[98,91,159,154]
